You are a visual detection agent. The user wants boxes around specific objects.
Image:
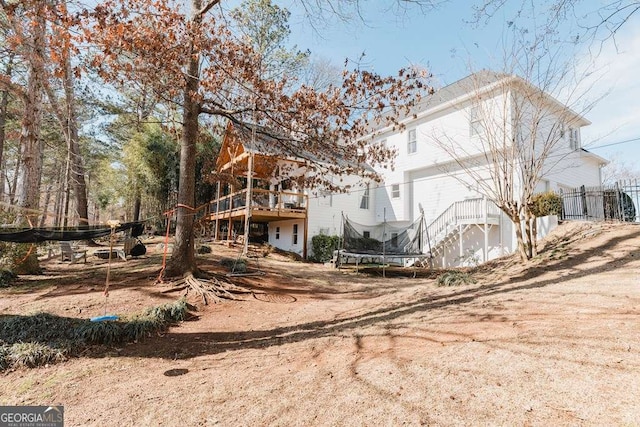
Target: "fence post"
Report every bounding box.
[580,185,587,220]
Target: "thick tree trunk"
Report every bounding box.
[17,20,45,225]
[512,214,529,262]
[15,7,46,274]
[166,0,202,277]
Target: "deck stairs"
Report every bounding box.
[426,198,501,260]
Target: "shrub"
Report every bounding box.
[0,299,188,371]
[436,271,476,287]
[6,342,66,369]
[220,257,246,272]
[0,269,17,288]
[530,191,562,217]
[197,245,212,254]
[311,234,341,262]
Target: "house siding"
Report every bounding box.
[234,72,604,265]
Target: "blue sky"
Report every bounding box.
[275,1,640,170]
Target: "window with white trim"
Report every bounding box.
[292,224,298,245]
[407,129,417,154]
[360,185,370,209]
[391,184,400,199]
[275,226,280,240]
[569,128,580,150]
[470,106,483,136]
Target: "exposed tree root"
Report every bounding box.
[160,273,255,305]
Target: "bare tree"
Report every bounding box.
[473,0,640,44]
[429,33,598,261]
[601,153,640,184]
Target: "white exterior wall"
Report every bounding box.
[544,149,603,190]
[268,219,305,255]
[436,224,503,268]
[264,74,603,264]
[268,175,377,256]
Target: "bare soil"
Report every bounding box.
[1,221,640,426]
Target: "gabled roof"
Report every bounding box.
[412,70,508,114]
[377,70,590,136]
[216,122,374,177]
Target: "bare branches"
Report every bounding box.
[197,0,222,18]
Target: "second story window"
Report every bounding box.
[569,128,580,150]
[391,184,400,199]
[470,106,483,136]
[407,129,417,154]
[360,185,370,209]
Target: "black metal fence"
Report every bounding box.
[560,180,640,222]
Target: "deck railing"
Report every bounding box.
[210,188,307,216]
[427,198,500,249]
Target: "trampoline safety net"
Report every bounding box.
[342,215,425,255]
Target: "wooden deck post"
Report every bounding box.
[303,194,309,260]
[214,181,221,241]
[242,152,254,256]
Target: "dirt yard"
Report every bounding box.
[1,221,639,426]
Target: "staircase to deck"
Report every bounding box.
[426,198,501,262]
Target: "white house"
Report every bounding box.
[208,71,607,266]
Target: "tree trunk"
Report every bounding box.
[530,213,538,258]
[53,165,64,227]
[39,181,53,227]
[64,59,89,226]
[133,185,142,221]
[9,143,20,205]
[512,213,529,262]
[166,0,202,277]
[0,54,14,204]
[62,147,71,227]
[17,18,45,225]
[523,213,533,259]
[15,7,46,274]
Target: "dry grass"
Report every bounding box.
[0,223,639,426]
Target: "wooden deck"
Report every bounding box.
[208,188,308,222]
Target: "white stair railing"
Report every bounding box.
[427,198,500,253]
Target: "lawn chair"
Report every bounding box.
[60,242,87,264]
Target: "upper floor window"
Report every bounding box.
[407,129,417,154]
[391,184,400,199]
[470,106,483,136]
[360,185,370,209]
[569,128,580,150]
